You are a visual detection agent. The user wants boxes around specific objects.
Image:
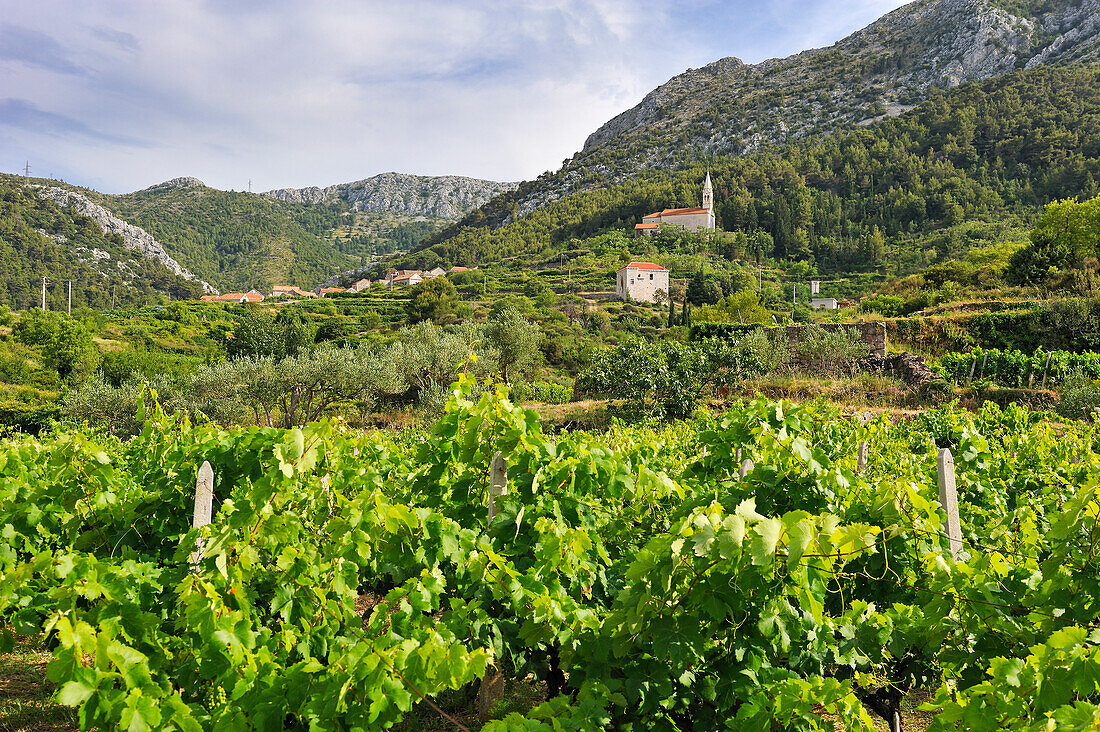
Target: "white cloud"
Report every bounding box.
[0,0,910,193]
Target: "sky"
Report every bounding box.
[0,0,911,194]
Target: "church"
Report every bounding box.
[634,173,716,236]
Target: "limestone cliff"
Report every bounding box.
[262,172,517,219]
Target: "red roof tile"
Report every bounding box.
[657,207,709,216]
[634,222,659,229]
[619,261,668,272]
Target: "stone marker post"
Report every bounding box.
[857,441,869,475]
[488,451,508,523]
[191,460,214,566]
[936,449,963,561]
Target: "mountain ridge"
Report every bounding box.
[262,171,518,219]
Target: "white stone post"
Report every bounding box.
[191,460,214,566]
[936,449,963,561]
[740,458,754,480]
[488,452,508,523]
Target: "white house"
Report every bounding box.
[810,297,839,310]
[423,267,447,280]
[616,262,670,303]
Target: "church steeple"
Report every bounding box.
[702,171,713,211]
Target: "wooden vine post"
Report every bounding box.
[191,460,214,567]
[857,441,869,475]
[1040,353,1053,390]
[936,449,963,560]
[487,451,508,523]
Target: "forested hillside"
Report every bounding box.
[0,178,203,309]
[405,64,1100,278]
[95,179,353,292]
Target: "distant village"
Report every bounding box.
[199,265,474,304]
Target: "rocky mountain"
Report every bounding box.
[496,0,1100,218]
[262,172,518,219]
[36,186,215,293]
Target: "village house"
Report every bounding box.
[811,297,840,310]
[347,278,373,293]
[423,267,447,280]
[201,289,265,304]
[616,262,670,303]
[318,287,346,297]
[270,285,317,299]
[635,173,716,237]
[391,272,423,287]
[384,269,420,286]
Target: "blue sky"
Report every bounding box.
[0,0,910,194]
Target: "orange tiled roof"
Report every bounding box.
[634,222,659,229]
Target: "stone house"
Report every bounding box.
[810,297,839,310]
[616,262,670,303]
[271,285,317,299]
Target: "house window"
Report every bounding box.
[649,274,654,280]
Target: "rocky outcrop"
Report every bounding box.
[263,172,518,219]
[35,186,216,293]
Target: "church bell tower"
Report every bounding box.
[702,171,713,211]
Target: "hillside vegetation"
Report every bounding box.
[0,178,202,309]
[97,179,353,292]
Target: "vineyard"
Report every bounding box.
[2,379,1100,730]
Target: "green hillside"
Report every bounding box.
[0,177,202,310]
[96,181,354,292]
[403,64,1100,280]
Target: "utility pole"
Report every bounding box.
[248,178,252,193]
[41,277,47,311]
[67,280,72,316]
[24,161,30,178]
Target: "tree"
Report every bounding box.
[484,307,540,384]
[1007,196,1100,285]
[276,309,317,356]
[686,272,723,305]
[13,309,62,347]
[45,316,100,384]
[228,309,284,359]
[406,277,458,324]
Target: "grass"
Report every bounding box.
[0,635,76,732]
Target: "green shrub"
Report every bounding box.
[1059,371,1100,421]
[511,381,573,404]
